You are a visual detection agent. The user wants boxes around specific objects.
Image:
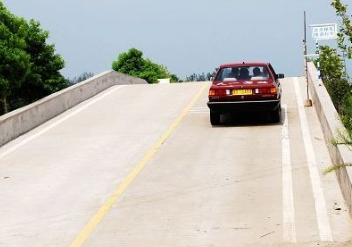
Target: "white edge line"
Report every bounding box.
[0,85,125,159]
[282,103,297,243]
[293,77,333,242]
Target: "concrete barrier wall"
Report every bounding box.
[0,70,147,147]
[307,62,352,217]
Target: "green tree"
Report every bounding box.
[341,93,352,136]
[0,2,30,113]
[170,74,180,83]
[319,46,345,80]
[320,1,352,173]
[0,2,68,114]
[332,0,352,58]
[186,71,215,81]
[10,19,67,109]
[139,59,170,83]
[318,45,350,112]
[68,72,94,85]
[112,48,144,77]
[112,48,175,84]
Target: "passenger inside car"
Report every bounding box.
[251,67,265,80]
[228,67,239,78]
[238,68,250,80]
[262,67,269,79]
[253,67,261,77]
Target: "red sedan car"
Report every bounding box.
[207,62,284,125]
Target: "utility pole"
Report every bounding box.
[303,11,313,107]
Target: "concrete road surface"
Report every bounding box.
[0,77,351,247]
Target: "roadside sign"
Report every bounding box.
[310,23,338,41]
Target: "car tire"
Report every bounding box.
[271,104,281,123]
[210,111,221,125]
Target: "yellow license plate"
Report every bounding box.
[233,89,252,95]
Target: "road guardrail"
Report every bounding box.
[0,71,146,147]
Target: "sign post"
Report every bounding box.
[302,22,337,107]
[303,11,312,107]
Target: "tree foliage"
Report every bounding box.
[319,46,345,80]
[112,48,178,84]
[0,1,67,115]
[327,1,352,137]
[186,71,215,82]
[318,46,350,113]
[332,0,352,58]
[10,20,67,109]
[0,2,30,113]
[341,93,352,136]
[315,2,352,172]
[68,72,94,85]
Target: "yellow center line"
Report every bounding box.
[68,83,208,247]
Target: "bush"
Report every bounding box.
[324,77,351,113]
[318,45,352,137]
[341,93,352,136]
[112,48,176,84]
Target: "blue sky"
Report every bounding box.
[2,0,341,79]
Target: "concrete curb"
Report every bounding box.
[307,61,352,218]
[0,70,147,147]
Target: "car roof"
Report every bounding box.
[219,62,270,68]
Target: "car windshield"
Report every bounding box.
[215,66,271,81]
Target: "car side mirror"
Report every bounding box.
[277,74,284,79]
